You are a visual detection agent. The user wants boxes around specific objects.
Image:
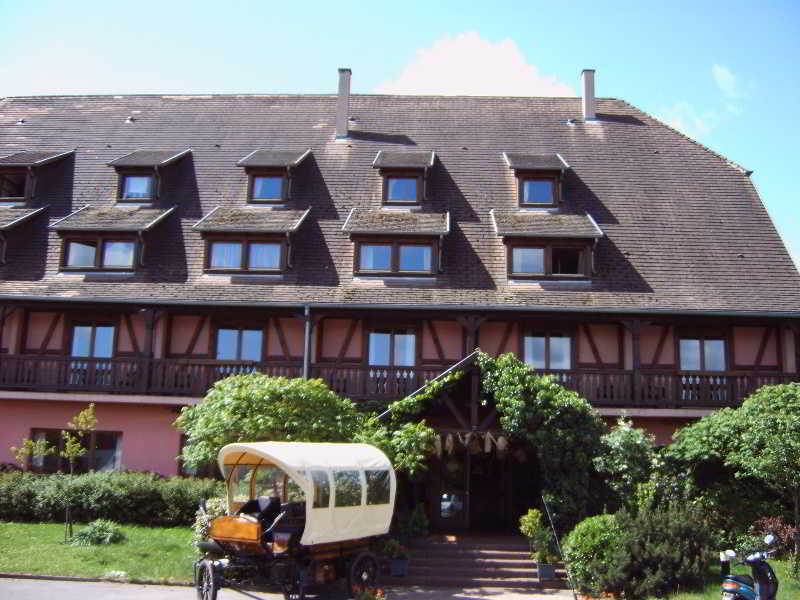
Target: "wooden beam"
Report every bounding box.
[478,408,498,431]
[337,319,359,361]
[40,313,62,353]
[582,324,604,366]
[443,395,470,430]
[426,320,446,362]
[498,322,514,355]
[272,317,291,361]
[123,313,141,355]
[754,327,772,369]
[651,325,670,366]
[186,315,208,356]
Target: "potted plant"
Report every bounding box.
[376,537,410,577]
[519,508,559,581]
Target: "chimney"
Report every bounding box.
[335,68,352,140]
[581,69,596,121]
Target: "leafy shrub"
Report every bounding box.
[70,519,126,546]
[593,416,656,508]
[520,508,559,563]
[749,516,798,558]
[595,505,712,600]
[562,514,622,593]
[191,496,228,553]
[0,470,223,526]
[394,504,428,543]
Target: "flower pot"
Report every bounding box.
[390,558,409,577]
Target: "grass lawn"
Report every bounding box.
[0,521,195,584]
[652,559,799,600]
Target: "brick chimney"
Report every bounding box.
[335,68,352,140]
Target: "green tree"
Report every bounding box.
[9,438,54,469]
[61,403,97,541]
[727,383,800,554]
[593,416,656,508]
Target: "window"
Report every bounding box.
[365,470,391,505]
[119,174,155,201]
[518,175,559,207]
[356,241,435,276]
[524,333,572,370]
[30,429,121,473]
[311,470,331,508]
[0,170,27,200]
[369,329,416,367]
[205,239,285,273]
[69,323,115,386]
[383,175,421,204]
[247,171,287,203]
[508,243,588,279]
[333,470,362,507]
[679,338,726,371]
[216,328,263,361]
[63,238,136,270]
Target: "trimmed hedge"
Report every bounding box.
[0,471,223,526]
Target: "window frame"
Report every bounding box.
[0,168,30,202]
[117,169,157,203]
[60,234,138,272]
[380,169,423,206]
[677,334,729,372]
[516,170,561,208]
[68,321,118,359]
[213,324,267,362]
[246,168,289,204]
[506,239,591,280]
[521,330,575,371]
[354,237,437,277]
[367,327,418,367]
[29,428,122,473]
[203,235,288,274]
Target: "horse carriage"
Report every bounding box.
[194,441,396,600]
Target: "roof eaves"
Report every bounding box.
[159,148,192,167]
[489,209,499,236]
[142,206,176,231]
[192,206,221,229]
[341,207,357,233]
[0,206,47,230]
[585,212,604,238]
[288,208,311,233]
[49,205,90,230]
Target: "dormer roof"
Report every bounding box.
[236,149,311,168]
[193,207,310,233]
[503,152,569,172]
[491,210,603,238]
[50,205,175,232]
[343,208,449,236]
[107,149,191,168]
[0,150,73,167]
[0,206,47,230]
[372,150,435,169]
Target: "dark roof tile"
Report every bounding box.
[0,206,47,230]
[372,150,435,169]
[0,150,73,167]
[503,152,569,171]
[107,149,191,168]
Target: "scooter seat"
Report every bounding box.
[729,574,754,587]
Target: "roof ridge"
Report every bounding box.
[617,98,752,176]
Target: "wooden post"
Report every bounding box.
[623,319,642,405]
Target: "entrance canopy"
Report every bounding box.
[218,442,396,546]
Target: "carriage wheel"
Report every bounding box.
[195,560,219,600]
[348,552,379,597]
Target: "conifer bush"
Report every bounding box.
[562,514,622,593]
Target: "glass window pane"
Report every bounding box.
[103,241,135,267]
[552,248,581,275]
[550,336,571,369]
[232,465,255,503]
[523,179,554,204]
[369,332,391,366]
[217,329,238,360]
[360,245,391,271]
[252,176,283,200]
[122,176,153,199]
[524,336,546,369]
[71,326,93,357]
[394,333,416,366]
[334,470,362,507]
[399,245,431,271]
[93,432,120,471]
[240,329,263,361]
[210,242,242,268]
[93,326,115,358]
[512,248,544,274]
[365,470,391,505]
[249,243,281,269]
[387,177,417,202]
[311,470,330,508]
[253,465,283,498]
[704,340,726,371]
[680,339,701,370]
[67,241,97,268]
[0,173,26,198]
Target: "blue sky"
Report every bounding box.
[2,0,798,267]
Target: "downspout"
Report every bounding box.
[137,232,146,267]
[302,305,312,379]
[0,232,6,265]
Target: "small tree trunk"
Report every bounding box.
[794,492,799,556]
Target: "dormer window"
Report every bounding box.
[373,150,435,207]
[236,149,311,205]
[0,150,73,204]
[503,152,569,208]
[206,238,285,272]
[64,237,137,270]
[0,171,27,200]
[107,149,191,204]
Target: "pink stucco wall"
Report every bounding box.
[578,324,619,365]
[117,313,147,354]
[169,316,210,356]
[26,312,65,353]
[319,319,362,360]
[733,326,778,367]
[1,309,21,353]
[641,325,674,366]
[479,322,518,356]
[0,398,183,475]
[268,318,304,359]
[422,320,463,361]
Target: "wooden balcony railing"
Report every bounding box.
[0,354,797,407]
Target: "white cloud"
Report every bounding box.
[712,64,738,98]
[375,32,575,97]
[659,101,718,139]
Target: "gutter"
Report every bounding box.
[0,294,797,319]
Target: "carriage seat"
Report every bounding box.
[238,496,282,527]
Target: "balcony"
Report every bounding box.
[0,355,796,408]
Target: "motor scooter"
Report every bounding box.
[720,534,778,600]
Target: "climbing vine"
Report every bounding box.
[389,368,466,423]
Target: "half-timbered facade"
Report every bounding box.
[0,69,798,491]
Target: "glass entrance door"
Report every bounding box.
[431,453,469,530]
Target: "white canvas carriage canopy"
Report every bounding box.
[218,442,396,546]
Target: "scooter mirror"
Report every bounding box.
[764,534,776,546]
[725,549,737,559]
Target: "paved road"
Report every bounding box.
[0,578,576,600]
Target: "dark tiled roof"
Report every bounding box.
[0,150,73,167]
[491,210,603,238]
[193,207,310,233]
[343,208,449,235]
[236,149,311,168]
[107,149,191,168]
[372,150,435,169]
[0,206,47,230]
[503,152,569,171]
[0,93,796,315]
[50,206,175,232]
